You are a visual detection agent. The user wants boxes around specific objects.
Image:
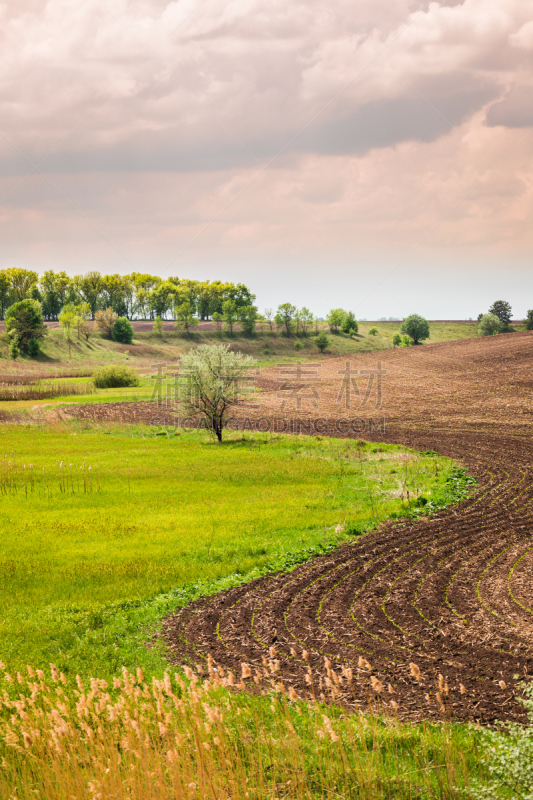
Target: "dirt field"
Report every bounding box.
[60,331,533,723]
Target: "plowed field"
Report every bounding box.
[157,332,533,723]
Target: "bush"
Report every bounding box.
[526,309,533,331]
[326,308,344,333]
[95,308,118,338]
[113,317,134,344]
[294,339,303,351]
[314,332,329,352]
[27,339,40,357]
[402,335,411,347]
[368,327,378,336]
[468,680,533,799]
[92,365,139,389]
[392,333,402,347]
[401,314,430,344]
[478,313,502,336]
[341,311,358,334]
[9,339,20,359]
[5,299,46,357]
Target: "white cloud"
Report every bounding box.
[0,0,531,173]
[1,0,533,317]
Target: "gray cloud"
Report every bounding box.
[486,86,533,128]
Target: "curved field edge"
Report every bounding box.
[0,425,467,681]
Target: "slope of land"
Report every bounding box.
[0,319,486,376]
[156,331,533,724]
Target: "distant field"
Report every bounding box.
[0,425,458,680]
[0,319,511,378]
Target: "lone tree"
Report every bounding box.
[326,308,344,333]
[95,307,118,338]
[177,343,256,442]
[314,331,329,352]
[488,300,512,326]
[526,309,533,331]
[478,313,502,336]
[401,314,430,344]
[58,303,77,356]
[5,299,46,358]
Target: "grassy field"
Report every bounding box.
[1,660,488,800]
[0,423,491,799]
[0,320,512,415]
[0,320,495,377]
[0,424,463,681]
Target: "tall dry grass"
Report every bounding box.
[0,382,94,401]
[0,656,482,800]
[0,370,93,385]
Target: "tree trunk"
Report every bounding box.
[212,417,223,442]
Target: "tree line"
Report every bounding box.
[0,269,256,321]
[477,301,533,335]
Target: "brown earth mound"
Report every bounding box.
[63,332,533,722]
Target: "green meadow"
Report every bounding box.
[0,424,461,680]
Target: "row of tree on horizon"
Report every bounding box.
[0,269,255,322]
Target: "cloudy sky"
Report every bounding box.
[1,0,533,317]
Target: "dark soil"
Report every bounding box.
[62,331,533,723]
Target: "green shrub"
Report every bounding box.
[368,327,378,336]
[92,365,139,389]
[392,333,402,347]
[294,339,303,351]
[113,317,134,344]
[468,680,533,799]
[477,313,502,336]
[526,309,533,331]
[401,314,430,344]
[341,311,358,334]
[402,335,411,347]
[314,332,329,352]
[27,339,40,357]
[5,299,46,357]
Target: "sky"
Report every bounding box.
[1,0,533,318]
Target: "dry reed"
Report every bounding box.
[0,658,480,800]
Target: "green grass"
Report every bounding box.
[0,320,504,377]
[0,425,464,681]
